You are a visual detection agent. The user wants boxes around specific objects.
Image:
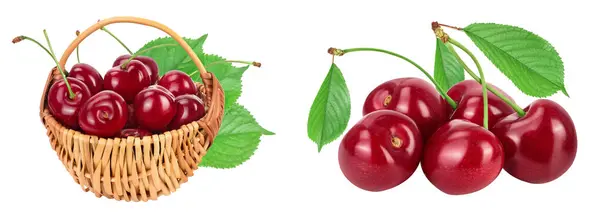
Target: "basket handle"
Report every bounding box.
[40,16,210,114]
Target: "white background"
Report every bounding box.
[1,0,597,215]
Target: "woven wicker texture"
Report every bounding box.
[38,17,224,202]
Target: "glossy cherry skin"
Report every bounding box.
[78,90,128,137]
[339,110,423,192]
[47,78,92,129]
[169,94,206,130]
[363,77,446,141]
[157,70,197,97]
[134,85,176,132]
[104,60,151,103]
[68,63,103,95]
[113,55,159,84]
[491,99,577,184]
[422,119,504,195]
[447,80,515,127]
[120,128,153,138]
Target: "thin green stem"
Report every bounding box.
[446,39,526,117]
[120,43,177,69]
[101,27,133,55]
[447,38,489,129]
[332,47,457,109]
[15,34,75,99]
[75,30,80,63]
[205,60,262,68]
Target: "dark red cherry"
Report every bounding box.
[120,128,153,138]
[447,80,515,127]
[169,94,206,130]
[491,99,577,184]
[134,85,176,132]
[158,70,197,97]
[113,55,159,84]
[363,77,446,141]
[104,60,151,103]
[68,63,103,95]
[78,90,128,137]
[422,119,504,195]
[338,110,423,192]
[47,77,92,129]
[124,104,137,128]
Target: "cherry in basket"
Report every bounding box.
[134,85,177,132]
[78,90,128,137]
[12,34,93,129]
[158,70,198,97]
[104,59,152,103]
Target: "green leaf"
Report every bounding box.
[307,63,351,152]
[181,54,248,109]
[463,23,568,97]
[434,38,464,92]
[136,34,208,75]
[200,103,274,169]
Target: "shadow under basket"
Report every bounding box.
[38,16,225,202]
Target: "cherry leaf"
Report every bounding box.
[200,103,274,169]
[307,63,351,152]
[135,34,207,75]
[464,23,568,97]
[434,38,464,92]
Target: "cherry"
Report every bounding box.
[104,59,151,103]
[363,77,446,141]
[113,54,159,84]
[447,80,515,127]
[68,63,103,95]
[134,85,176,132]
[422,119,504,195]
[158,70,198,97]
[338,110,423,192]
[491,99,577,184]
[124,104,137,128]
[120,128,153,138]
[169,94,206,130]
[78,90,128,137]
[48,78,92,129]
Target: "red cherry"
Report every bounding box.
[363,77,446,141]
[78,90,128,137]
[422,119,504,195]
[447,80,515,127]
[338,110,423,192]
[157,70,197,97]
[124,104,137,128]
[104,60,151,103]
[47,77,92,129]
[134,85,176,132]
[491,99,577,184]
[169,94,206,130]
[120,128,153,138]
[68,63,103,95]
[113,55,159,84]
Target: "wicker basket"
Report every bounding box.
[38,16,225,202]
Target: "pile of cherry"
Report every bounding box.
[48,54,206,138]
[338,77,577,195]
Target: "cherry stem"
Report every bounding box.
[446,38,489,129]
[75,30,81,63]
[446,39,526,117]
[101,26,133,55]
[189,60,262,77]
[13,33,75,99]
[329,47,457,109]
[205,60,262,68]
[120,43,178,69]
